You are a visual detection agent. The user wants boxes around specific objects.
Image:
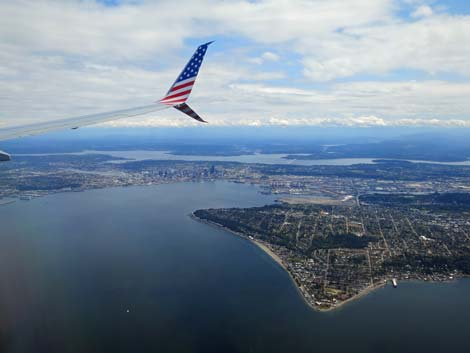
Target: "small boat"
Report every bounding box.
[392,278,398,288]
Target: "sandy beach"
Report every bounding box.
[0,200,16,207]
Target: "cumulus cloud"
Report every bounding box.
[211,0,394,43]
[0,0,469,128]
[101,79,470,128]
[261,52,280,62]
[102,115,470,128]
[411,5,434,18]
[249,51,280,64]
[301,15,470,81]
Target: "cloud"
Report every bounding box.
[102,115,470,128]
[301,15,470,81]
[102,79,470,127]
[0,0,469,129]
[261,52,280,62]
[211,0,394,43]
[249,51,280,64]
[411,5,434,18]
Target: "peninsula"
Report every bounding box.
[193,193,470,310]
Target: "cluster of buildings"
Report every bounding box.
[194,200,470,310]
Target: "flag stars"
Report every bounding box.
[173,44,209,83]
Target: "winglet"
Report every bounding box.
[159,41,213,106]
[173,103,207,123]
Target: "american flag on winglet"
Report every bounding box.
[159,41,213,106]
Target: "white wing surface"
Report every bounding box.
[0,103,168,142]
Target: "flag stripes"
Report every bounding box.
[159,41,213,106]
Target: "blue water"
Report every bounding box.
[0,182,469,353]
[16,150,470,166]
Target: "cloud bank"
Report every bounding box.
[0,0,469,128]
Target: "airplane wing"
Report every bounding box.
[0,104,169,142]
[0,41,214,162]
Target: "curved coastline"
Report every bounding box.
[190,211,387,312]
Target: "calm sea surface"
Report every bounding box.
[16,150,470,166]
[0,182,469,353]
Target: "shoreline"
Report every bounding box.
[190,212,389,312]
[0,200,16,207]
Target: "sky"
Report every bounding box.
[0,0,469,128]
